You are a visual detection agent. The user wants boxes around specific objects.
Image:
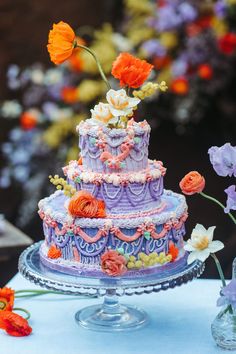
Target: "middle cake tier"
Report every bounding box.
[63,159,167,215]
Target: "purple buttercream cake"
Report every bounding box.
[38,119,188,278]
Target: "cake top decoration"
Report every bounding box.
[47,21,168,129]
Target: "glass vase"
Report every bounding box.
[211,306,236,350]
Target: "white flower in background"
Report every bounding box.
[112,33,132,52]
[1,100,22,118]
[44,68,63,85]
[184,224,224,264]
[91,102,113,124]
[31,68,44,85]
[106,89,140,117]
[42,102,72,121]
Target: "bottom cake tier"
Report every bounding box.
[38,189,188,278]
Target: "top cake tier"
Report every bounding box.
[77,119,150,173]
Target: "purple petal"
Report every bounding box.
[208,143,236,177]
[224,185,236,213]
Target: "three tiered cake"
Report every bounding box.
[38,116,188,278]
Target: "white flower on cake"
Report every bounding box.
[184,224,224,264]
[106,89,140,117]
[90,102,113,124]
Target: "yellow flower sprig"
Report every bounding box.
[127,251,172,269]
[133,81,168,100]
[49,175,76,197]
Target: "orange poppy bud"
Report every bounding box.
[0,311,32,337]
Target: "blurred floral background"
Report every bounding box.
[0,0,236,284]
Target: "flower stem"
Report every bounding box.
[13,307,31,320]
[15,290,63,296]
[15,289,98,299]
[75,43,111,90]
[211,253,226,288]
[199,191,236,225]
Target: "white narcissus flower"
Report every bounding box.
[184,224,224,264]
[90,102,113,124]
[106,89,140,117]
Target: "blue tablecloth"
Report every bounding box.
[1,274,226,354]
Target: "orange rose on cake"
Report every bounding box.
[101,250,127,276]
[179,171,205,195]
[68,191,106,218]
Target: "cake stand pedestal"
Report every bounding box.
[19,242,205,332]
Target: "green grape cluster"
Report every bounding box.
[49,175,76,197]
[127,251,172,269]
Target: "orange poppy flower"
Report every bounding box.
[171,77,189,95]
[0,287,15,312]
[47,245,62,259]
[68,191,106,218]
[61,87,78,104]
[47,21,76,65]
[168,242,179,262]
[111,53,153,88]
[0,311,32,337]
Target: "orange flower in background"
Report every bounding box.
[198,64,213,80]
[0,311,32,337]
[68,191,106,218]
[47,21,76,65]
[179,171,205,195]
[111,52,153,88]
[47,245,62,259]
[61,87,78,104]
[0,287,15,311]
[20,111,38,130]
[168,242,179,262]
[171,77,189,95]
[153,55,171,70]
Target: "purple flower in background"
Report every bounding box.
[141,40,167,57]
[178,3,197,22]
[217,279,236,309]
[208,143,236,177]
[214,0,228,18]
[149,6,182,32]
[172,57,188,77]
[224,185,236,213]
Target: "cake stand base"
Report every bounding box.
[76,292,147,331]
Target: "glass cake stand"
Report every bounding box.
[19,241,205,332]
